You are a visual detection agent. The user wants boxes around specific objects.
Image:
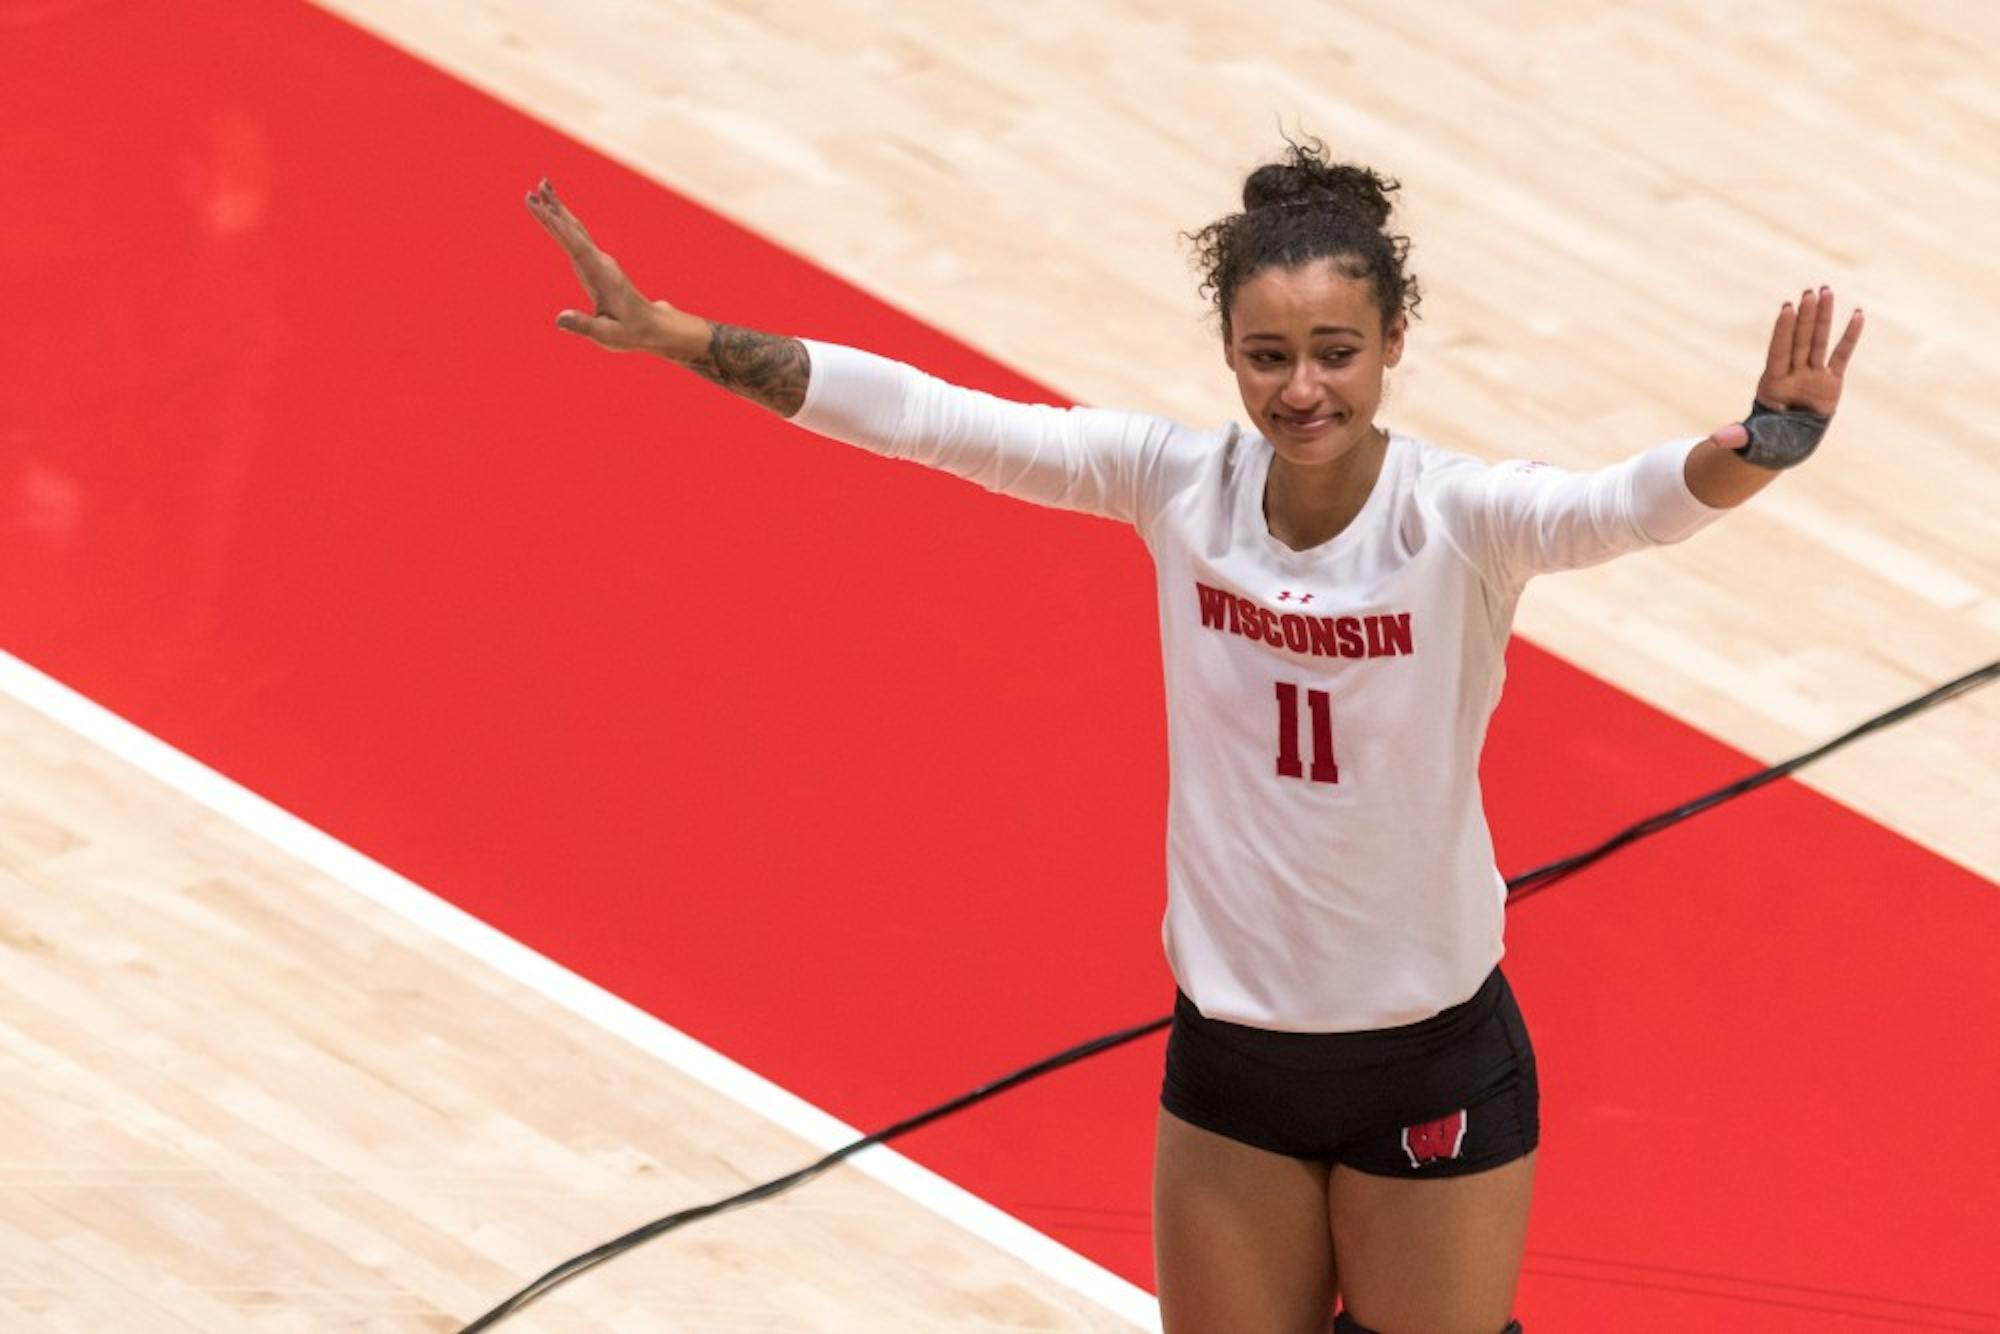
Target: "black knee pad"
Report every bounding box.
[1333,1315,1521,1333]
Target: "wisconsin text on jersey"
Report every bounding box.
[1193,581,1416,659]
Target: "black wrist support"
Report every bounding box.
[1735,400,1830,470]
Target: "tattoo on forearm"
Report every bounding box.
[685,323,810,417]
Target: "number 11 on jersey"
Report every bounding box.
[1274,682,1339,783]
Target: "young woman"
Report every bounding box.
[526,140,1861,1334]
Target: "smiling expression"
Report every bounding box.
[1223,258,1405,468]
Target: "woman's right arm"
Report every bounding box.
[527,180,1185,527]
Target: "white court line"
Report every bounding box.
[0,648,1162,1331]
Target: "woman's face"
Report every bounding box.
[1224,259,1405,468]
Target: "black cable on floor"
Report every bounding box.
[458,657,1996,1331]
[457,1015,1172,1332]
[1503,658,1997,905]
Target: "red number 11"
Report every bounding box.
[1275,682,1339,783]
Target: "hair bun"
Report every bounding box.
[1186,133,1421,333]
[1241,138,1397,230]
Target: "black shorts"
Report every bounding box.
[1160,967,1539,1178]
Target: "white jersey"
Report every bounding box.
[794,339,1723,1031]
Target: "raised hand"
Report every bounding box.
[1754,286,1864,416]
[525,178,675,352]
[525,178,811,414]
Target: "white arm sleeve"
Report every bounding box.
[792,339,1180,531]
[1437,437,1727,587]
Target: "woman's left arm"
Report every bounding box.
[1684,286,1865,507]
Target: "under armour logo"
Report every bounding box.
[1276,590,1314,605]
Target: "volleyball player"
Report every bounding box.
[526,138,1861,1333]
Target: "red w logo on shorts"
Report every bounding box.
[1401,1110,1468,1169]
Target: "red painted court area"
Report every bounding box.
[6,3,1998,1329]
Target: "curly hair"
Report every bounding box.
[1187,135,1421,336]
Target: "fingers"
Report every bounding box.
[1710,422,1750,451]
[524,181,569,249]
[1828,306,1865,377]
[524,178,597,259]
[526,177,654,325]
[543,179,595,248]
[1807,286,1834,368]
[1767,286,1862,378]
[555,308,625,347]
[1765,301,1796,383]
[526,178,652,350]
[1790,287,1818,368]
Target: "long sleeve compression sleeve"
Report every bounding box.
[792,340,1181,529]
[1435,438,1726,587]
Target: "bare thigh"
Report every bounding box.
[1329,1152,1535,1334]
[1153,1107,1335,1334]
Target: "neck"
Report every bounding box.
[1263,426,1389,551]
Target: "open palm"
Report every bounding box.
[1755,286,1863,416]
[525,178,670,351]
